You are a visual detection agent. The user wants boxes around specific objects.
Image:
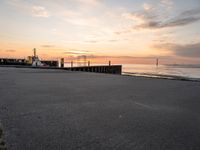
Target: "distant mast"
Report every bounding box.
[33,48,37,58]
[156,58,159,66]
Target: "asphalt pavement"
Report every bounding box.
[0,67,200,150]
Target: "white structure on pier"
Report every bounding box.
[32,48,44,67]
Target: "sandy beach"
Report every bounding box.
[0,67,200,150]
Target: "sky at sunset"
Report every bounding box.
[0,0,200,64]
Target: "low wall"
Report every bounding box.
[64,65,122,74]
[0,58,26,65]
[0,63,122,75]
[41,61,59,67]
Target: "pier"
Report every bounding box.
[64,65,122,74]
[0,50,122,74]
[25,65,122,75]
[0,63,122,75]
[0,58,122,75]
[60,58,122,74]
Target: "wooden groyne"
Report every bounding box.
[64,65,122,75]
[0,65,122,75]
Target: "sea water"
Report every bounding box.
[123,64,200,80]
[64,62,200,80]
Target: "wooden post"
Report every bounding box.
[71,61,73,68]
[60,58,64,68]
[156,58,159,66]
[109,61,111,66]
[33,48,37,58]
[88,61,90,66]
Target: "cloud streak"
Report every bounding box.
[154,42,200,57]
[5,49,16,52]
[160,0,173,8]
[119,3,200,34]
[32,6,50,18]
[63,49,92,55]
[41,45,55,48]
[136,7,200,29]
[75,0,101,6]
[6,1,51,18]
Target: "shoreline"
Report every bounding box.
[123,71,200,82]
[0,65,199,82]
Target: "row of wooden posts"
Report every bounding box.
[60,58,111,68]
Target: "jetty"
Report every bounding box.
[0,65,122,75]
[63,65,122,74]
[0,49,122,75]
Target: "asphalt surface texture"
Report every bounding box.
[0,67,200,150]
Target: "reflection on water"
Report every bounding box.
[123,64,200,80]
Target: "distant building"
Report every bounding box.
[1,48,58,67]
[27,56,33,65]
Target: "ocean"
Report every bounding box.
[64,63,200,81]
[122,64,200,81]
